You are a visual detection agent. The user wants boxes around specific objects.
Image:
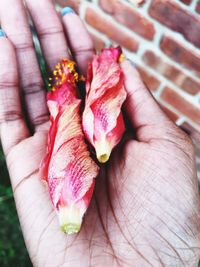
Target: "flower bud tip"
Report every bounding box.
[97,153,110,163]
[60,223,80,234]
[95,138,112,163]
[58,205,83,234]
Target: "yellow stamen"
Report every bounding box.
[119,53,125,63]
[79,75,86,82]
[50,59,84,91]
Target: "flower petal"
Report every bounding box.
[40,59,99,234]
[83,47,127,163]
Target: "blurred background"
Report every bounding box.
[0,0,200,266]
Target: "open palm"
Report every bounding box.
[0,1,199,267]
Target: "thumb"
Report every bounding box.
[121,60,173,142]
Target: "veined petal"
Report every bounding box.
[83,47,127,163]
[40,59,99,234]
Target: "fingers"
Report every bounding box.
[121,60,172,141]
[61,7,95,76]
[0,36,29,156]
[0,0,49,131]
[25,0,70,71]
[26,2,94,76]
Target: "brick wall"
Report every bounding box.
[56,0,200,180]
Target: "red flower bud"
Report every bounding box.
[83,47,127,163]
[40,60,99,234]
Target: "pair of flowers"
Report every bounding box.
[40,47,127,234]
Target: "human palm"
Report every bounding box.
[0,1,199,267]
[4,115,200,267]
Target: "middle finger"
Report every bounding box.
[25,0,71,71]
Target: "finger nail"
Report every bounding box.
[61,7,75,17]
[0,30,6,38]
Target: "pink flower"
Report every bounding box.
[40,60,99,234]
[82,47,127,163]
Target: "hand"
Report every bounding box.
[0,1,199,267]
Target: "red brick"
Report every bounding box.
[143,51,200,95]
[56,0,80,14]
[99,0,155,40]
[160,36,200,77]
[129,0,145,5]
[137,65,160,91]
[179,0,191,5]
[160,104,179,122]
[99,0,113,13]
[196,1,200,14]
[181,77,200,95]
[90,33,105,51]
[161,87,200,125]
[85,7,139,52]
[149,0,200,48]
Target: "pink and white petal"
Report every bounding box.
[82,106,95,146]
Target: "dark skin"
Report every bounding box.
[0,0,200,266]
